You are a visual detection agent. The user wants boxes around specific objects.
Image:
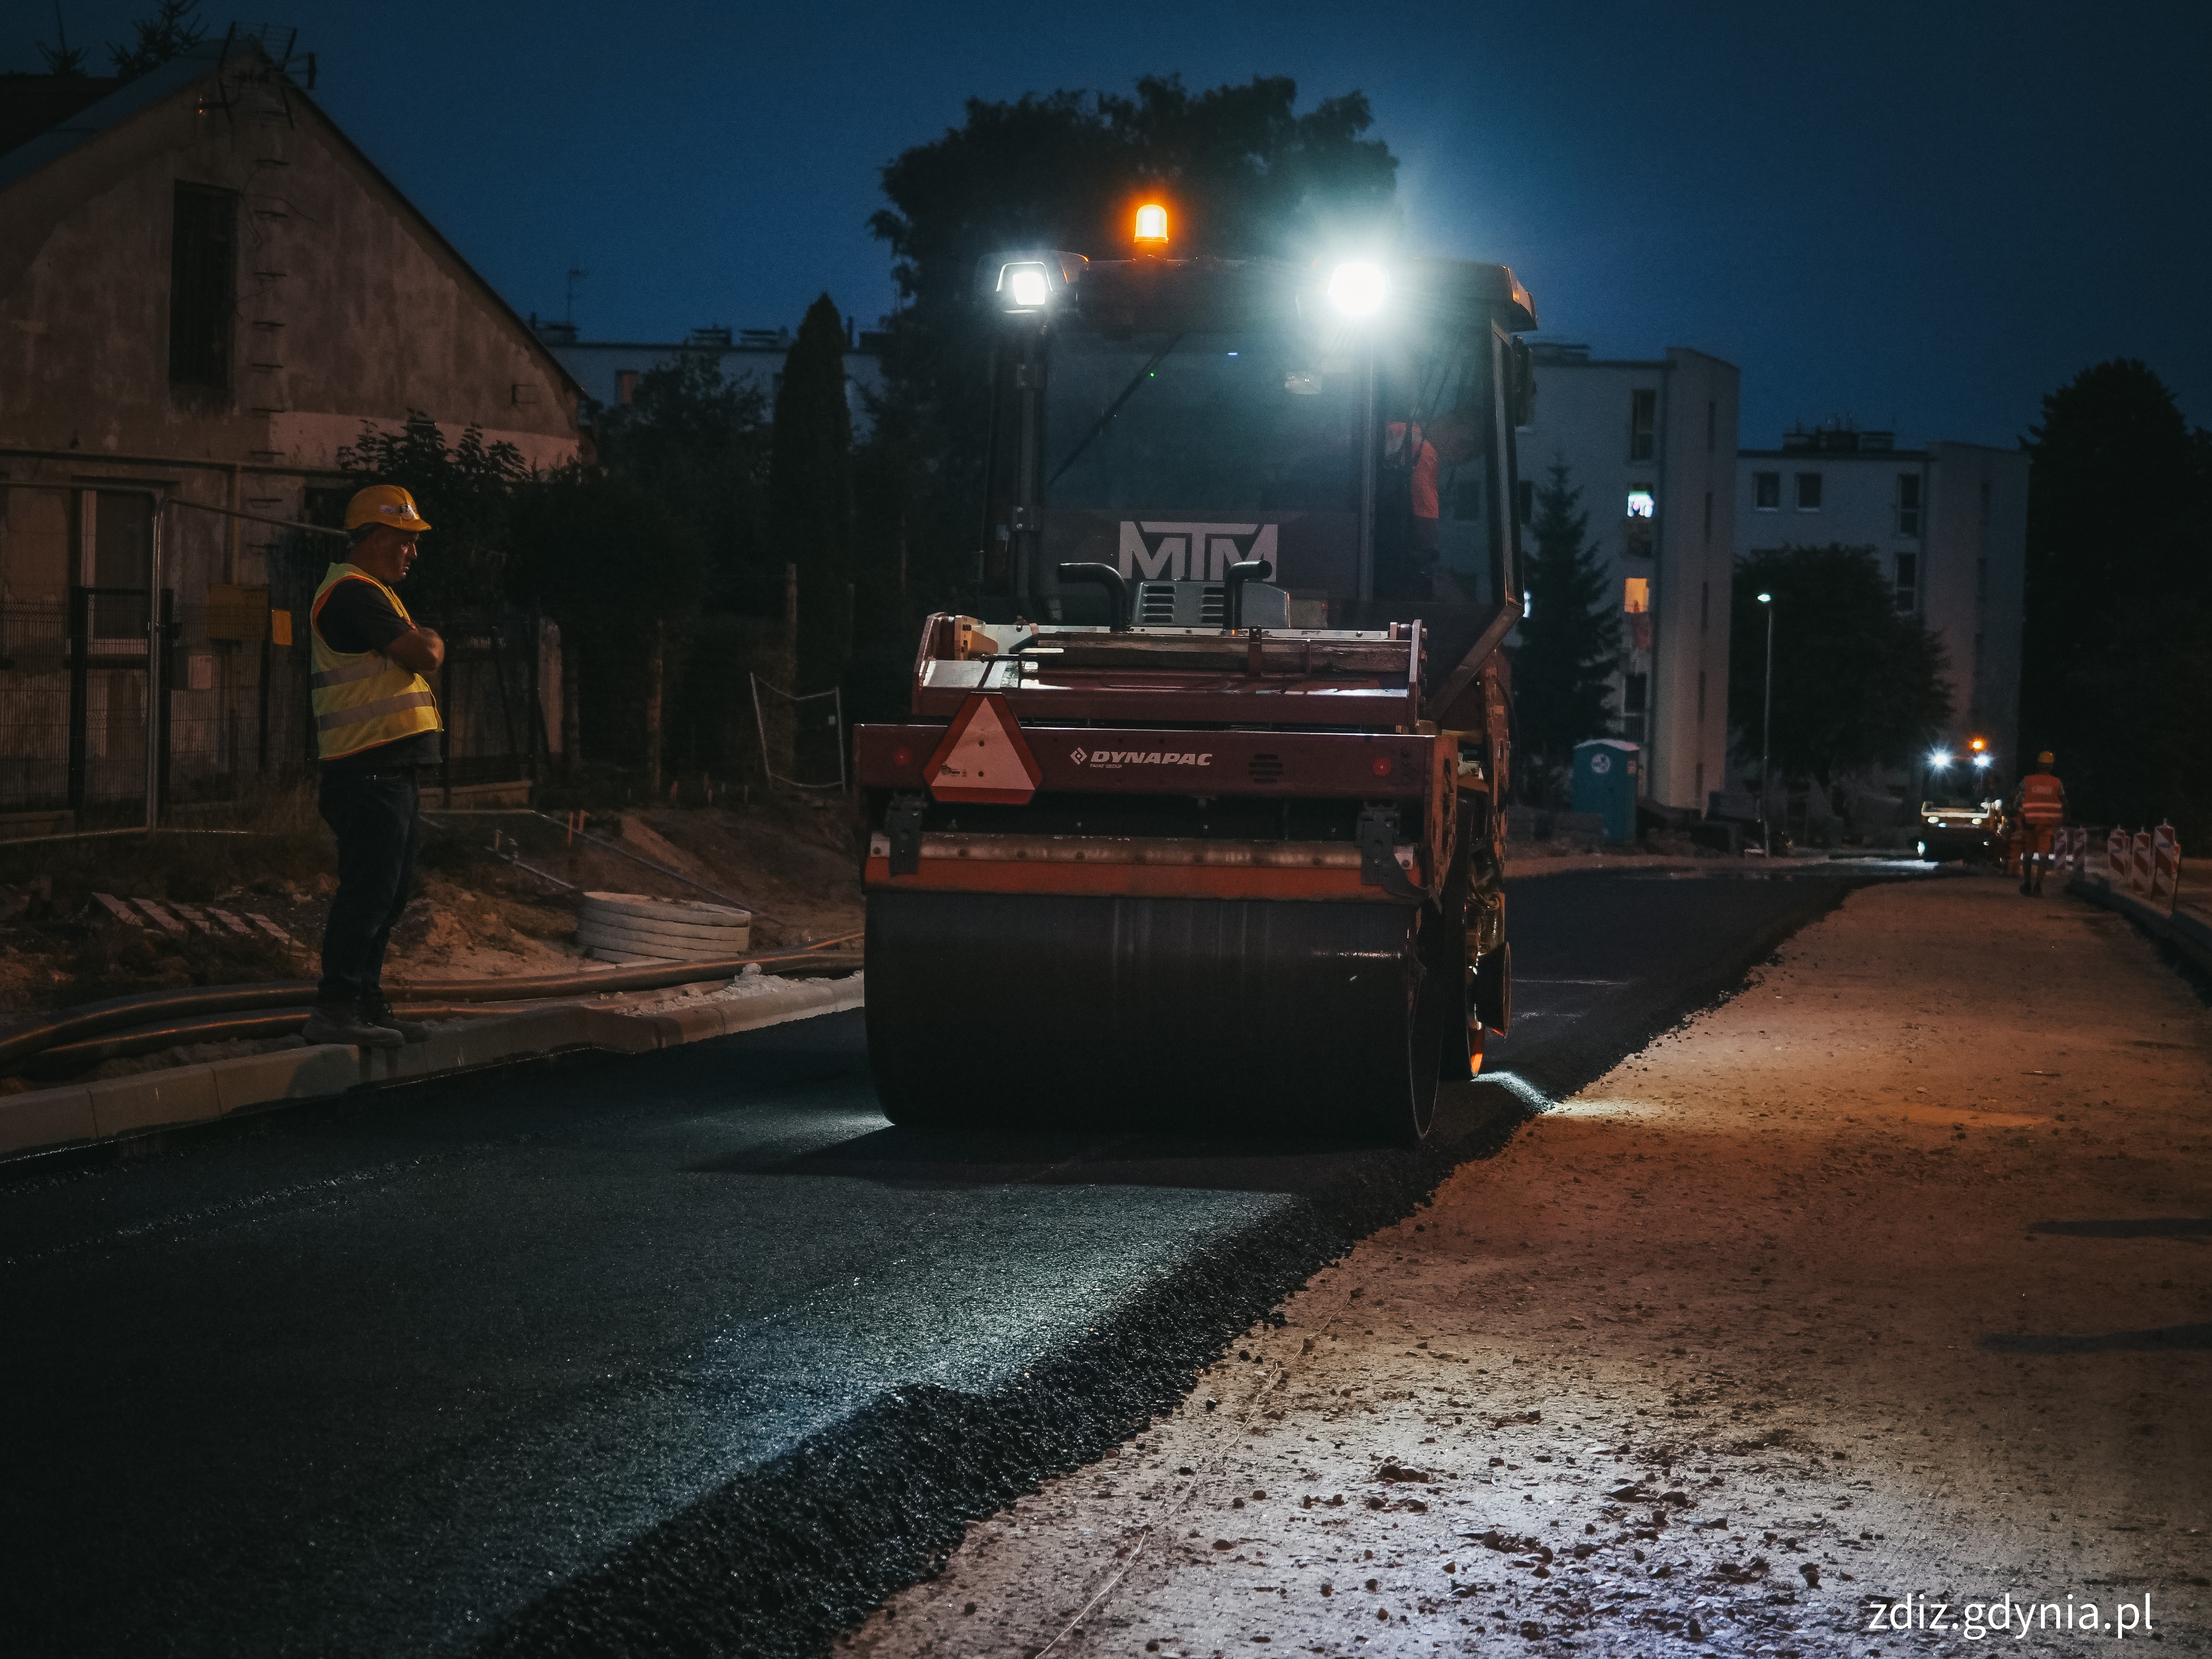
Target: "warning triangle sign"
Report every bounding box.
[925,694,1044,804]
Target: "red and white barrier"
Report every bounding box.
[2109,827,2132,883]
[2152,822,2181,906]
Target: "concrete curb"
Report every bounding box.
[0,973,864,1163]
[2066,874,2212,975]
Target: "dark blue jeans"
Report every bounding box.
[316,768,420,1006]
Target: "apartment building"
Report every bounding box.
[1517,343,1740,813]
[1735,427,2028,777]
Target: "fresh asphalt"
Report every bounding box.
[0,863,1924,1658]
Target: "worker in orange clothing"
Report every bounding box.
[2011,750,2066,896]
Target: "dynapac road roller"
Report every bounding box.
[856,209,1537,1141]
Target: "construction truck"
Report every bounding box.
[854,206,1537,1141]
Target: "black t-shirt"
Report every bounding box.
[315,576,442,770]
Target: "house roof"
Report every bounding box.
[0,39,581,404]
[0,74,125,161]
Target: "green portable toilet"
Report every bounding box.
[1571,739,1641,844]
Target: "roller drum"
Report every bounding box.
[866,891,1445,1140]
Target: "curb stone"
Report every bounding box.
[0,973,864,1162]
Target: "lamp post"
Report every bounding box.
[1757,591,1774,855]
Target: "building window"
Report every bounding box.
[77,489,154,649]
[1629,389,1656,460]
[1626,488,1655,519]
[1897,472,1921,536]
[1516,479,1534,524]
[1754,472,1780,511]
[1624,672,1648,715]
[169,183,238,390]
[1795,472,1822,510]
[616,370,640,405]
[1894,552,1918,611]
[1703,489,1712,542]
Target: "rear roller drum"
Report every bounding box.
[866,891,1452,1142]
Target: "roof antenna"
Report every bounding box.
[564,263,587,326]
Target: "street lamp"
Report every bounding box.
[1757,592,1774,855]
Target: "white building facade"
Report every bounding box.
[532,319,887,432]
[1517,344,1740,814]
[1734,429,2028,780]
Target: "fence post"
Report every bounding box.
[66,586,88,816]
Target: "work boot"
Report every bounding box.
[361,996,433,1042]
[302,1001,403,1049]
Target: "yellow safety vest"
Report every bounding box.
[309,563,443,761]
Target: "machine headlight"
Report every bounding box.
[1327,261,1387,317]
[1000,262,1051,309]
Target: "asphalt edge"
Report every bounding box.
[472,877,1869,1659]
[2065,873,2212,987]
[0,974,865,1165]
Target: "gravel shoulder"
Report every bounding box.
[847,876,2212,1657]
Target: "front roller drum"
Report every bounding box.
[865,891,1450,1142]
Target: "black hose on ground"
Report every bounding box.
[0,936,862,1072]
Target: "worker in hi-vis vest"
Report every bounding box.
[2011,750,2067,897]
[302,485,446,1048]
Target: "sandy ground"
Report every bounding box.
[847,877,2212,1657]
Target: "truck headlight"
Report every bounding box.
[1327,261,1386,317]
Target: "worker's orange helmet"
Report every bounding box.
[344,484,432,533]
[2037,750,2056,766]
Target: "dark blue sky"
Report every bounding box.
[15,2,2209,449]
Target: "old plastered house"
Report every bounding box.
[0,33,580,829]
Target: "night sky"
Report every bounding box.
[12,2,2209,450]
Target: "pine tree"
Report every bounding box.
[768,294,855,696]
[109,1,206,81]
[1516,460,1619,774]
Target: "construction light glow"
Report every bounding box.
[1000,262,1050,309]
[1327,261,1387,316]
[1972,752,1991,769]
[1930,751,1952,768]
[1134,203,1168,245]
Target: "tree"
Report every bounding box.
[508,467,702,793]
[594,350,773,611]
[1729,544,1951,789]
[2020,358,2212,837]
[768,294,855,695]
[1514,461,1619,774]
[336,412,531,614]
[864,75,1401,625]
[36,5,90,74]
[108,0,206,81]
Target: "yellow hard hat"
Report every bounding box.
[2037,750,2055,765]
[344,484,432,533]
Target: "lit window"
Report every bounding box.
[1622,577,1649,614]
[1796,472,1822,510]
[1626,489,1655,519]
[1754,472,1780,511]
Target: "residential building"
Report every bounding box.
[1516,343,1740,814]
[0,36,582,826]
[1735,427,2028,780]
[535,319,888,433]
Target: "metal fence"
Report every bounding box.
[0,594,549,827]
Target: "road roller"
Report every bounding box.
[855,212,1536,1141]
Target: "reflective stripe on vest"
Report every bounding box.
[309,564,444,761]
[2017,773,2065,825]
